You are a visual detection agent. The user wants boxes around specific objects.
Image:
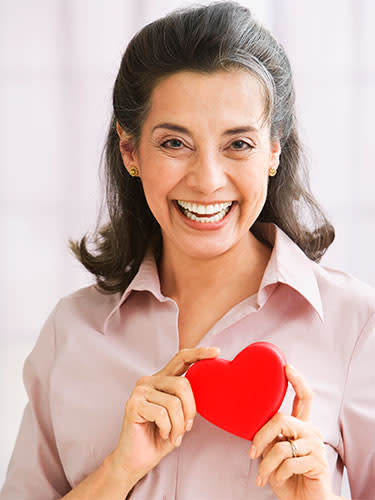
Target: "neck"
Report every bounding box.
[159,231,272,307]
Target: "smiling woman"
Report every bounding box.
[115,69,280,275]
[1,2,374,500]
[65,14,335,296]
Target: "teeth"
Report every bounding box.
[177,200,233,214]
[179,204,232,223]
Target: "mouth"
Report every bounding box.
[174,200,236,224]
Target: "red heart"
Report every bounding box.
[185,342,288,441]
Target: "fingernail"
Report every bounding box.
[256,475,263,487]
[288,363,297,374]
[175,435,183,447]
[186,419,193,431]
[249,444,257,459]
[208,347,220,352]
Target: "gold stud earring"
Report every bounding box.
[268,167,277,177]
[129,166,139,177]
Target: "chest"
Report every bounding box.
[177,307,230,349]
[176,291,259,350]
[52,301,344,492]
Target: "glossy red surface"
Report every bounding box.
[185,342,288,441]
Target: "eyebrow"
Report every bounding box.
[151,122,260,136]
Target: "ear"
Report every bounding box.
[116,121,140,173]
[270,139,281,170]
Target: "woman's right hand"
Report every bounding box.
[108,346,221,484]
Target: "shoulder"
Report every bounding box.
[313,262,374,306]
[312,261,374,327]
[54,284,121,333]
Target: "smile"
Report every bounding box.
[175,200,234,224]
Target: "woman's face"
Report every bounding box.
[117,69,280,260]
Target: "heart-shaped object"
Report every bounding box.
[185,342,288,441]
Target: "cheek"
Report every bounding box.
[140,168,176,218]
[242,168,269,202]
[141,157,183,194]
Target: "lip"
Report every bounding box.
[175,200,235,206]
[173,200,237,231]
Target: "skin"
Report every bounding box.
[109,347,222,486]
[250,364,335,500]
[117,69,280,307]
[114,69,337,499]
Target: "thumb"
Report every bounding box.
[154,346,221,377]
[286,364,313,422]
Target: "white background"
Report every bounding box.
[1,1,374,498]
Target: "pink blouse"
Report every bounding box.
[1,223,374,500]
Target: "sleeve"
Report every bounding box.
[338,311,375,500]
[0,301,71,500]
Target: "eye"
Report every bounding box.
[160,138,184,149]
[230,140,253,151]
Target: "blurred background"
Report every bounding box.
[1,1,374,497]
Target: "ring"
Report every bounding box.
[287,438,298,458]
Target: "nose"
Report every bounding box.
[185,149,227,195]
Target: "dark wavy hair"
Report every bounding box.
[68,1,335,294]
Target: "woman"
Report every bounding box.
[1,2,373,499]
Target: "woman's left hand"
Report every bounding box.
[249,364,334,500]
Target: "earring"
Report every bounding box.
[129,166,139,177]
[268,167,277,177]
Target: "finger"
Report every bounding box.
[154,346,221,377]
[133,399,173,441]
[250,413,310,459]
[252,434,281,460]
[271,454,329,488]
[257,437,313,486]
[260,440,276,459]
[142,378,195,438]
[285,364,313,422]
[143,388,186,446]
[151,376,196,430]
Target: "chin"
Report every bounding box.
[176,241,233,261]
